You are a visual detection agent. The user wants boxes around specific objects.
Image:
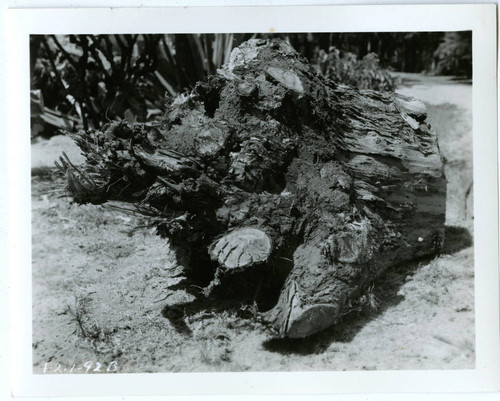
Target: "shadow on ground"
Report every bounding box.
[261,225,472,356]
[161,226,473,356]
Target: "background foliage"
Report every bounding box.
[432,32,472,77]
[30,32,472,137]
[315,47,399,92]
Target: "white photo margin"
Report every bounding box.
[5,3,499,398]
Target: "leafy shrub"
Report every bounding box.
[432,32,472,78]
[315,47,399,92]
[31,34,238,137]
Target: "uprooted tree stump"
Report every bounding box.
[58,39,446,339]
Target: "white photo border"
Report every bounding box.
[6,4,499,398]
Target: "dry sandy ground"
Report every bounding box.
[31,73,474,373]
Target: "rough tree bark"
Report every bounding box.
[59,39,446,338]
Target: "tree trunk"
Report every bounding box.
[62,38,446,338]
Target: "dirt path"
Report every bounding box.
[396,73,473,228]
[32,74,474,373]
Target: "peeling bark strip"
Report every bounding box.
[62,39,446,338]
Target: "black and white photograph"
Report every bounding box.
[30,30,476,373]
[3,3,499,399]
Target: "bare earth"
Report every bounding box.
[32,73,474,373]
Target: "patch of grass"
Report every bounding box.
[197,333,233,366]
[64,295,122,356]
[358,285,382,312]
[64,296,90,337]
